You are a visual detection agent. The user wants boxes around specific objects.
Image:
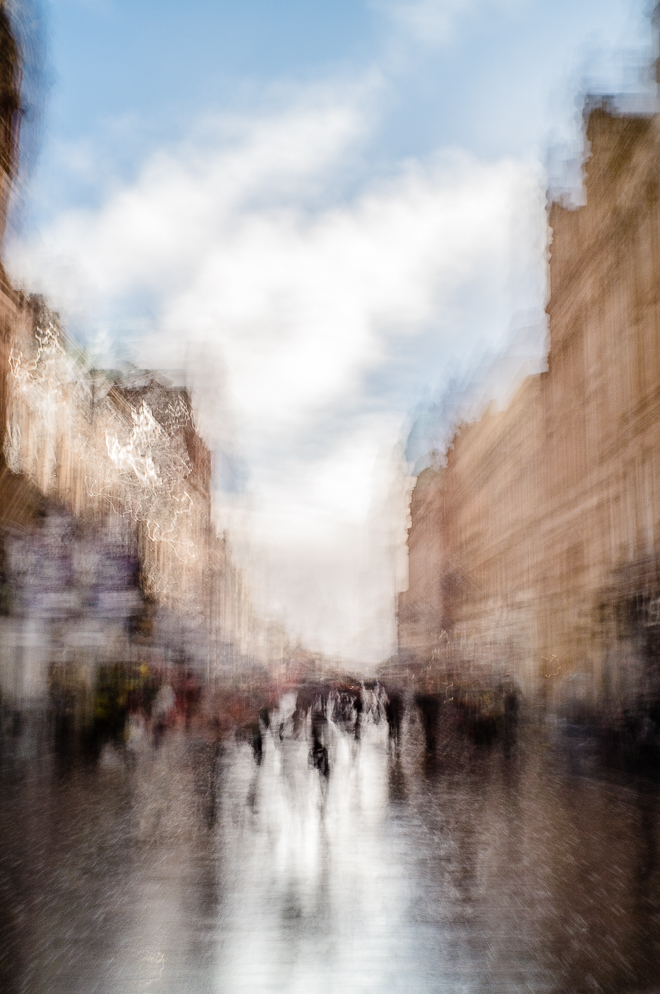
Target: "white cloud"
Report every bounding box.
[8,86,545,662]
[376,0,475,46]
[373,0,523,48]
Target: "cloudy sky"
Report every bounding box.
[6,0,653,663]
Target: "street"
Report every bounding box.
[1,697,660,993]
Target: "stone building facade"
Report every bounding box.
[0,1,41,532]
[400,100,660,708]
[0,7,273,708]
[0,290,267,701]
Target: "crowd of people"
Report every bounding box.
[15,658,660,783]
[34,664,530,773]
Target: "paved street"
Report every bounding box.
[2,697,660,993]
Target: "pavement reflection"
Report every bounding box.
[2,696,660,993]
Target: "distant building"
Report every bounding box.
[0,295,269,700]
[0,3,42,533]
[0,8,278,709]
[401,99,660,709]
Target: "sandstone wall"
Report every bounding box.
[401,103,660,707]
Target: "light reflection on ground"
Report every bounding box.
[1,701,660,993]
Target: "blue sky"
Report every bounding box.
[8,0,654,661]
[22,0,652,219]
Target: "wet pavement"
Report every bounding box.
[2,696,660,993]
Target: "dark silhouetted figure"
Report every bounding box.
[385,690,405,748]
[353,689,363,740]
[249,719,263,765]
[310,709,330,779]
[415,693,441,753]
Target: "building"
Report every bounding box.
[401,98,660,709]
[0,8,279,711]
[0,2,42,533]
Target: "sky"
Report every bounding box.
[5,0,654,664]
